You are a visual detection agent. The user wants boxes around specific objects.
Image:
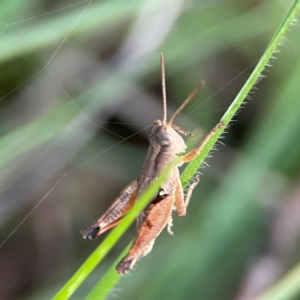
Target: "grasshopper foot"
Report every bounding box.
[116,255,138,275]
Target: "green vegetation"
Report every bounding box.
[1,1,300,300]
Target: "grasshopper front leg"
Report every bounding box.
[81,179,138,239]
[181,121,225,163]
[116,194,174,274]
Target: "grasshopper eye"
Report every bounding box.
[157,131,173,147]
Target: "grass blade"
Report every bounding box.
[257,263,300,300]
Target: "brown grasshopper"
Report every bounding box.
[81,54,223,274]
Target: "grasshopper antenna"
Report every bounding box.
[168,80,205,126]
[160,53,167,125]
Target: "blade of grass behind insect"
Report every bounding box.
[257,263,300,300]
[83,1,300,299]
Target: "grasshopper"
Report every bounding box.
[81,54,224,274]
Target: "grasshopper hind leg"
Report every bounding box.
[116,194,174,275]
[116,240,155,275]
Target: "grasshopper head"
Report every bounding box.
[148,120,186,154]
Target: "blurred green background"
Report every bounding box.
[1,0,300,299]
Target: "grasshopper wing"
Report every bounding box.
[81,179,138,239]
